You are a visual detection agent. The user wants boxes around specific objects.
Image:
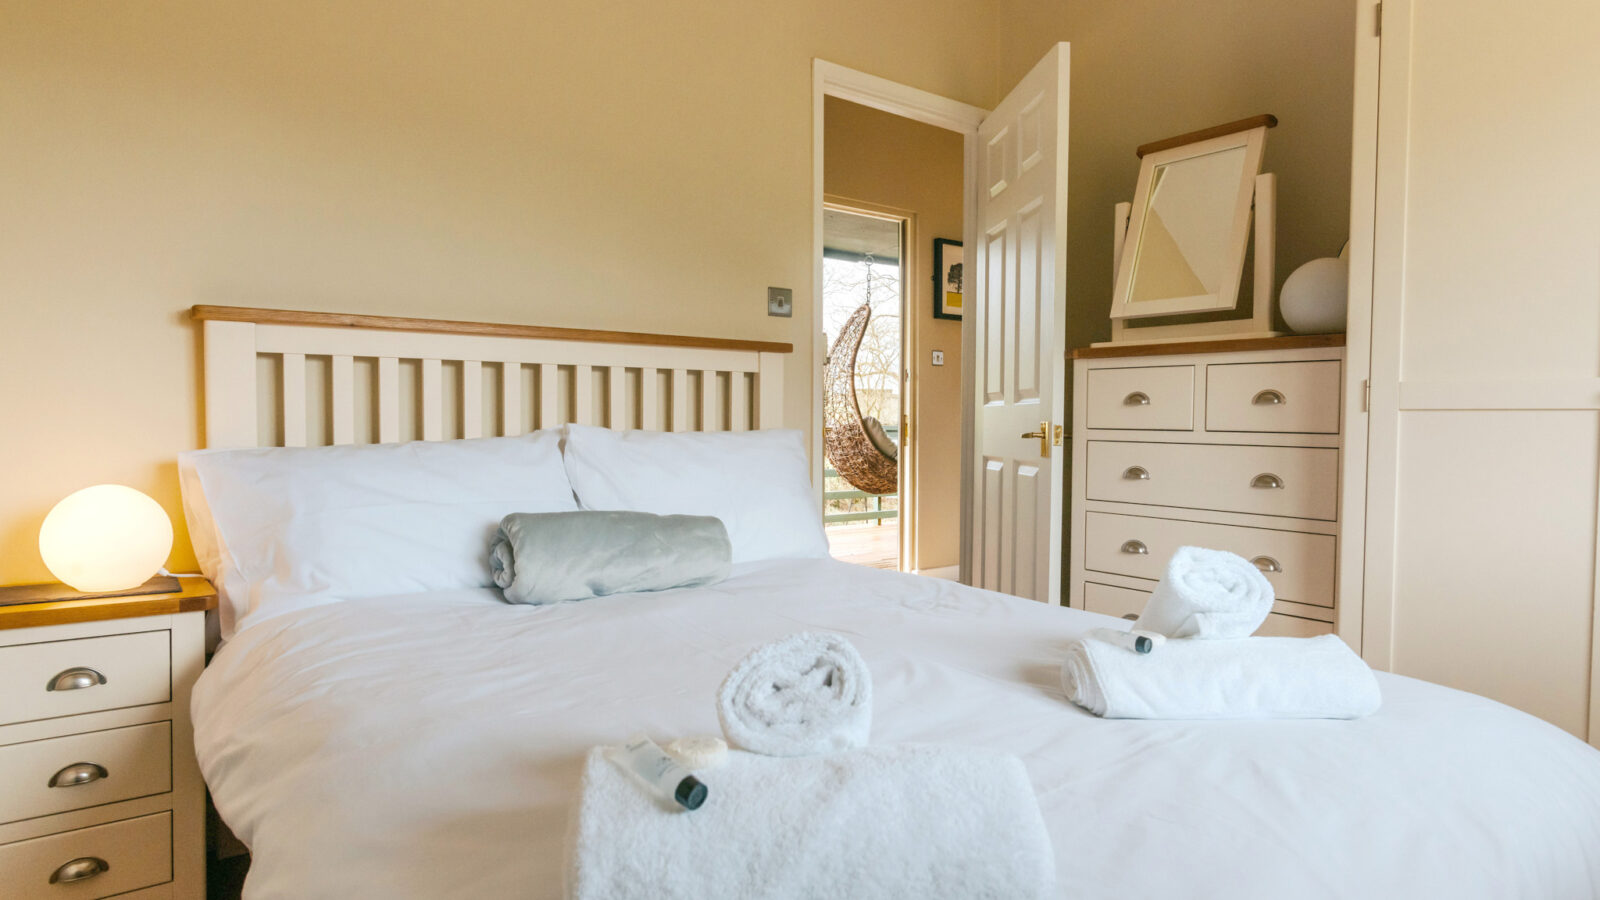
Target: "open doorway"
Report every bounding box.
[821,93,968,578]
[821,206,905,569]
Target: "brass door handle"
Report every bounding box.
[1019,421,1051,457]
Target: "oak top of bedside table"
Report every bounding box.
[0,579,218,630]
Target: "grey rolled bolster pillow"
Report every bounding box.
[490,510,732,605]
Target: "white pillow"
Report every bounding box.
[179,431,577,639]
[560,424,827,564]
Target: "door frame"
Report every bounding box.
[821,198,915,567]
[812,60,987,580]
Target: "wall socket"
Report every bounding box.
[767,287,793,317]
[932,349,945,366]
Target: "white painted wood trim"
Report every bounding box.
[959,130,978,585]
[573,365,595,427]
[462,360,484,439]
[201,320,258,449]
[280,353,307,447]
[500,363,521,436]
[199,313,788,449]
[813,57,988,579]
[757,352,784,430]
[1338,0,1383,654]
[603,365,623,430]
[1360,0,1415,672]
[1398,379,1600,410]
[813,60,987,135]
[378,357,400,443]
[539,363,558,430]
[420,358,443,441]
[330,355,355,445]
[730,371,749,431]
[640,367,659,431]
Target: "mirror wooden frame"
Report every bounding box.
[1109,119,1272,321]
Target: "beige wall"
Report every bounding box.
[0,0,1000,584]
[823,97,965,570]
[999,0,1355,350]
[0,1,1359,586]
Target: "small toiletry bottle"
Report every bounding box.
[614,733,708,810]
[1091,627,1166,654]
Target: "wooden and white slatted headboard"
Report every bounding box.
[192,306,792,449]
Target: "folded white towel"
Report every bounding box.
[717,632,871,757]
[567,745,1055,900]
[1061,631,1382,719]
[1136,545,1275,639]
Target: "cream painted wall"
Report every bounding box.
[997,0,1355,598]
[998,0,1356,353]
[0,0,1000,583]
[823,97,965,571]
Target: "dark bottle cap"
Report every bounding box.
[675,776,708,810]
[1134,635,1153,654]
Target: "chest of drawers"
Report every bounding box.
[0,583,214,899]
[1068,337,1346,638]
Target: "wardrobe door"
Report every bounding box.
[1358,0,1600,744]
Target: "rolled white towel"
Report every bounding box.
[1060,631,1382,719]
[1136,546,1274,639]
[569,745,1055,900]
[717,632,871,757]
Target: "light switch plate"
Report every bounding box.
[767,287,793,318]
[932,350,945,366]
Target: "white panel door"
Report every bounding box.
[969,44,1069,602]
[1358,0,1600,744]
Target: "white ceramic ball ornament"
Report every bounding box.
[1279,256,1349,334]
[39,484,173,592]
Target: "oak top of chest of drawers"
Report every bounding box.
[0,580,217,631]
[1071,333,1345,360]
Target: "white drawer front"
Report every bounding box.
[0,811,171,900]
[0,631,170,727]
[1206,360,1342,433]
[1082,582,1331,637]
[1254,614,1335,638]
[1083,582,1148,620]
[1085,365,1195,430]
[0,722,172,825]
[1083,512,1336,607]
[1086,441,1340,520]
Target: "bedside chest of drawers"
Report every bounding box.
[1068,335,1347,639]
[0,582,215,899]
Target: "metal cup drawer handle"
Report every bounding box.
[46,667,106,692]
[1122,466,1150,481]
[1250,473,1284,490]
[1120,540,1149,555]
[49,762,108,788]
[1252,556,1283,574]
[50,857,110,885]
[1121,613,1140,621]
[1252,389,1286,405]
[1123,391,1151,406]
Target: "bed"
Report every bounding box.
[186,307,1600,898]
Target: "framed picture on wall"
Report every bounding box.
[933,238,963,321]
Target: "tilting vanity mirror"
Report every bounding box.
[1106,115,1278,344]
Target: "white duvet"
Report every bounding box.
[194,559,1600,899]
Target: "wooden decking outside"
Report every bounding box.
[827,522,899,570]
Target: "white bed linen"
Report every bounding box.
[194,559,1600,899]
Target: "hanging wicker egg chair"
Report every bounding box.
[824,302,898,495]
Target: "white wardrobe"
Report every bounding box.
[1347,0,1600,744]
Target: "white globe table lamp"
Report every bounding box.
[37,484,174,594]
